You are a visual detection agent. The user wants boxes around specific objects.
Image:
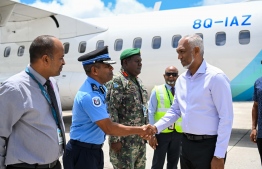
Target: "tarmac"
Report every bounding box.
[62,102,261,169]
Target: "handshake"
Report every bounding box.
[140,124,158,149]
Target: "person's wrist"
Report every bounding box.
[214,156,223,160]
[153,125,158,134]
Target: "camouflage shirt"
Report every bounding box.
[106,68,148,144]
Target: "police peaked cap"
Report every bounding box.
[78,46,116,65]
[120,48,140,60]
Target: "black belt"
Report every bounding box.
[184,133,217,141]
[70,139,103,149]
[10,160,57,169]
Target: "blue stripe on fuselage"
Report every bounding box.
[231,50,262,101]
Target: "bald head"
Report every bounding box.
[163,66,179,86]
[165,66,178,73]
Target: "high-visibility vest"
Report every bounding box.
[154,84,182,133]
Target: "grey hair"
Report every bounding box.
[183,34,204,56]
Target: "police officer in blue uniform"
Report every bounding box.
[63,46,154,169]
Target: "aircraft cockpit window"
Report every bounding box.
[115,39,123,51]
[17,46,25,57]
[133,38,142,48]
[63,43,70,54]
[4,47,11,57]
[152,36,161,49]
[96,40,105,49]
[79,41,86,53]
[239,30,250,45]
[172,35,182,48]
[215,32,226,46]
[196,33,203,40]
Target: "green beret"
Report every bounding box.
[120,48,140,60]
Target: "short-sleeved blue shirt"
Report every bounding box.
[253,77,262,138]
[70,77,109,144]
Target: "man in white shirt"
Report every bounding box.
[150,34,233,169]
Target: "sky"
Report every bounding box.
[17,0,247,19]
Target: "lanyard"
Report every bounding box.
[164,85,173,106]
[25,67,59,125]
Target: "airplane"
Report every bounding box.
[0,0,261,110]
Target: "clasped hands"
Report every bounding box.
[140,124,158,149]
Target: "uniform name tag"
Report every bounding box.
[57,128,64,145]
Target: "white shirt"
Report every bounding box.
[154,60,233,158]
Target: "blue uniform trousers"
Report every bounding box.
[63,139,104,169]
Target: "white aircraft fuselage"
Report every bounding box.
[0,0,261,109]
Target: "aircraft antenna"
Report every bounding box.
[154,1,162,11]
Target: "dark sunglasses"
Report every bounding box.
[165,72,178,77]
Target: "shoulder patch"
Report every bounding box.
[92,97,101,107]
[113,82,119,88]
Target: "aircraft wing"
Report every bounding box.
[0,0,107,41]
[0,0,57,26]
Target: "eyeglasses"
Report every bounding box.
[165,72,178,77]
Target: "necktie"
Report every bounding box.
[171,86,175,96]
[45,80,66,150]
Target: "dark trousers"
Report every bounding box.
[180,134,219,169]
[7,161,61,169]
[151,131,182,169]
[63,140,104,169]
[257,138,262,165]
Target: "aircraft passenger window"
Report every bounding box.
[63,43,70,54]
[133,38,142,48]
[4,47,11,57]
[17,46,25,57]
[152,36,161,49]
[239,30,250,45]
[115,39,123,51]
[196,33,203,40]
[96,40,104,49]
[215,32,226,46]
[172,35,182,48]
[79,41,86,53]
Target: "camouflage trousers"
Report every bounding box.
[109,141,146,169]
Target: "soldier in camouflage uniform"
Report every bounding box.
[106,48,148,169]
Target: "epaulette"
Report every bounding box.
[91,83,99,91]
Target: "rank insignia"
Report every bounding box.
[91,84,99,91]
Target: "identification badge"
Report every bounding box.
[142,105,147,117]
[168,124,175,130]
[57,128,63,145]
